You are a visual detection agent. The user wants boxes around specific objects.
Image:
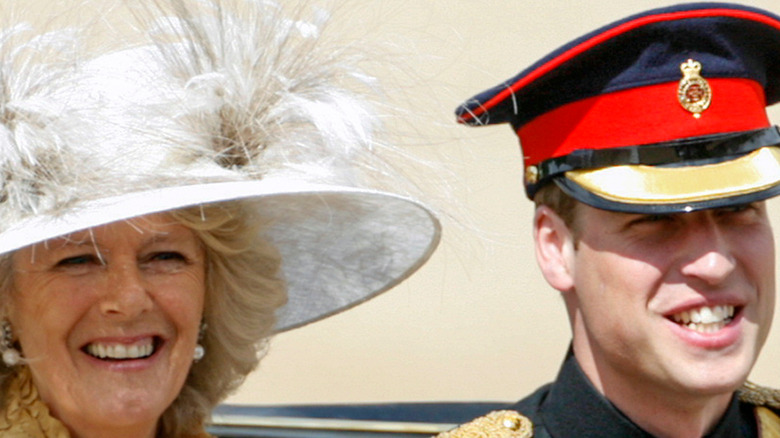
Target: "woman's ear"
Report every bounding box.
[533,205,576,293]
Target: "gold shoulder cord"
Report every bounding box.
[740,381,780,438]
[740,381,780,409]
[435,410,532,438]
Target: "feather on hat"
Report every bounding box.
[0,0,441,331]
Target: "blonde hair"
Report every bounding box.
[162,202,287,436]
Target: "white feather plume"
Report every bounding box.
[0,19,83,223]
[118,0,404,190]
[0,0,442,248]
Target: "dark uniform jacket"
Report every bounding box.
[510,350,759,437]
[437,350,780,438]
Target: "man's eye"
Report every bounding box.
[631,214,673,225]
[718,203,753,214]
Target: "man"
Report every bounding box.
[444,3,780,437]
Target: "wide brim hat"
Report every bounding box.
[0,2,440,331]
[0,181,440,332]
[456,3,780,214]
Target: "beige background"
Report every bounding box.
[232,0,780,405]
[18,0,780,406]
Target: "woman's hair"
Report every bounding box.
[162,202,287,436]
[0,201,288,437]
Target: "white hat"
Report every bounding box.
[0,2,440,331]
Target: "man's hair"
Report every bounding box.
[0,201,288,437]
[533,182,580,233]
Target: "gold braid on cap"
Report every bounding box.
[739,381,780,409]
[435,410,533,438]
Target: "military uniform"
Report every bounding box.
[446,3,780,437]
[437,351,780,438]
[510,351,780,437]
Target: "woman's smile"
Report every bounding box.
[83,336,159,361]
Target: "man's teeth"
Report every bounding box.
[671,305,735,333]
[86,341,154,360]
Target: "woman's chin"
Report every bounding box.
[47,350,187,436]
[52,386,171,437]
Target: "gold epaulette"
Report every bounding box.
[739,381,780,409]
[435,410,532,438]
[739,381,780,438]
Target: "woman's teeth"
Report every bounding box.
[86,340,154,360]
[671,305,735,333]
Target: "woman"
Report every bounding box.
[0,1,441,437]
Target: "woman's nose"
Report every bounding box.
[99,262,154,317]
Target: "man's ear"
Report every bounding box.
[534,205,576,293]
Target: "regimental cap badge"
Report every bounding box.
[677,59,712,118]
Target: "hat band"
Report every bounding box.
[517,78,769,167]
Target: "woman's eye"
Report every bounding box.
[56,255,97,267]
[150,252,186,262]
[143,252,190,273]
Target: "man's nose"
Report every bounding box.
[678,216,736,286]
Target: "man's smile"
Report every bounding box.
[669,305,736,333]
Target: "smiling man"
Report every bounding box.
[446,3,780,438]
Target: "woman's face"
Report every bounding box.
[9,213,206,438]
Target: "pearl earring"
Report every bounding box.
[193,344,205,361]
[0,320,21,367]
[193,321,207,362]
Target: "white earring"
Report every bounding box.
[1,320,21,367]
[193,321,207,362]
[193,344,205,362]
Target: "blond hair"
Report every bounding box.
[162,202,287,436]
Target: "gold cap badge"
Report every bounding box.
[677,59,711,118]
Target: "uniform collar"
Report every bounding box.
[539,348,757,437]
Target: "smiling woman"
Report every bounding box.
[0,1,440,437]
[9,215,210,437]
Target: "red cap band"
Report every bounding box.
[517,78,769,167]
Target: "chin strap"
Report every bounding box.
[434,410,532,438]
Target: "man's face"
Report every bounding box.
[545,202,775,399]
